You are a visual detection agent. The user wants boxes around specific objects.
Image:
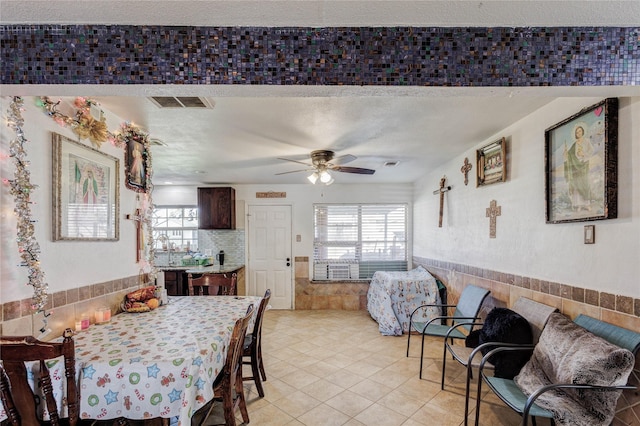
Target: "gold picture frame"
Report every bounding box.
[52,132,120,241]
[476,137,506,186]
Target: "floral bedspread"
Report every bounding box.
[367,266,441,336]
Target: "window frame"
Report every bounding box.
[152,205,199,252]
[312,203,409,282]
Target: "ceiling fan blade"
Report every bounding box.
[330,166,376,175]
[331,154,357,166]
[278,157,313,167]
[275,168,314,175]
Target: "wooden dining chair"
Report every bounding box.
[0,328,78,426]
[187,272,237,296]
[242,289,271,397]
[197,304,254,426]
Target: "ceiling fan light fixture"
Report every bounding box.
[307,172,319,184]
[320,170,332,183]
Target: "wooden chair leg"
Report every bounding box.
[257,345,267,382]
[235,373,250,424]
[222,385,237,426]
[251,352,265,397]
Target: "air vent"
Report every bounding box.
[149,97,215,109]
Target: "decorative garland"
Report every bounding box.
[5,97,49,318]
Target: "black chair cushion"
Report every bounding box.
[466,307,534,379]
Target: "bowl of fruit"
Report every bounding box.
[122,285,161,313]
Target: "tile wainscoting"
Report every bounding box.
[295,257,369,310]
[0,275,147,340]
[412,256,640,426]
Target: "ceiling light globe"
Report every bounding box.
[307,172,319,184]
[320,171,332,183]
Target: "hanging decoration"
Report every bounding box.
[36,97,109,148]
[37,97,159,282]
[5,96,50,317]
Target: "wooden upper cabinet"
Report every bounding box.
[198,187,236,229]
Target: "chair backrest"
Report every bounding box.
[574,314,640,355]
[188,272,237,296]
[511,297,559,344]
[224,305,255,380]
[0,329,78,426]
[452,284,491,331]
[248,289,272,348]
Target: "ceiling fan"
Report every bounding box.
[276,150,375,184]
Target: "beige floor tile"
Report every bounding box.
[354,403,408,426]
[255,310,549,426]
[272,390,322,418]
[377,389,425,418]
[343,359,383,378]
[300,378,345,402]
[297,403,352,426]
[280,369,321,389]
[304,359,343,377]
[325,389,374,417]
[246,403,295,425]
[348,378,394,402]
[325,369,366,389]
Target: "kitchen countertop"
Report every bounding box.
[184,264,244,274]
[157,265,191,271]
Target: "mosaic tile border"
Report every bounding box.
[1,26,638,86]
[413,256,640,317]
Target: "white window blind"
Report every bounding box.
[313,204,408,281]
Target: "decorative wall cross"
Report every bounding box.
[432,176,452,228]
[486,199,501,238]
[460,157,472,186]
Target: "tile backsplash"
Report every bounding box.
[198,229,245,265]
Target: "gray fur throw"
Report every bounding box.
[514,313,635,426]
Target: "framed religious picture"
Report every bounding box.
[476,137,506,186]
[125,135,149,193]
[544,98,618,224]
[52,132,120,241]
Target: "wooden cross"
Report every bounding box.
[486,199,501,238]
[133,208,144,262]
[460,157,472,186]
[432,176,452,228]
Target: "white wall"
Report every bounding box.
[413,96,639,298]
[1,97,144,304]
[154,183,414,263]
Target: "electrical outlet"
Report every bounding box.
[296,234,301,242]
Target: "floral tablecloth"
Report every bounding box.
[366,266,441,335]
[0,296,261,425]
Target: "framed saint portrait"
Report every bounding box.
[125,136,149,193]
[544,98,618,224]
[52,132,119,241]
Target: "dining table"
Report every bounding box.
[0,295,262,426]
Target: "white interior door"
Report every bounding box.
[247,205,292,309]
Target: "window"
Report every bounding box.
[152,206,199,252]
[313,204,408,281]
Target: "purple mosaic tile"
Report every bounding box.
[1,26,638,86]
